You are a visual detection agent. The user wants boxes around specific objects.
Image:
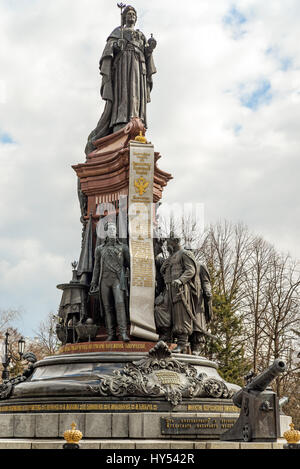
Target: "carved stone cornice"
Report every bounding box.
[73,118,172,202]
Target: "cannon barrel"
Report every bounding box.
[279,396,289,411]
[233,359,286,408]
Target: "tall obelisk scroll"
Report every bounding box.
[128,141,159,341]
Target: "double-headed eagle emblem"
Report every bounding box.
[134,176,149,196]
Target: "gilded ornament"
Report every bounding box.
[63,422,83,445]
[283,422,300,444]
[134,176,149,195]
[134,131,147,144]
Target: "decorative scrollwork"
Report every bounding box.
[90,341,232,405]
[203,378,229,398]
[0,353,37,400]
[203,377,234,399]
[0,381,13,399]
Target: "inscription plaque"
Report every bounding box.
[154,370,181,386]
[128,141,158,341]
[161,416,237,436]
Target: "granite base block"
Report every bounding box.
[85,413,112,438]
[36,413,59,438]
[0,411,291,440]
[14,414,36,438]
[112,413,129,438]
[0,414,13,438]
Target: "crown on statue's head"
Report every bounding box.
[122,5,137,25]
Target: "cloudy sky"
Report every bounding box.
[0,0,299,336]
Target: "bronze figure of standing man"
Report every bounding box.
[90,223,130,342]
[161,234,201,353]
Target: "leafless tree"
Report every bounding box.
[198,221,252,311]
[242,237,275,373]
[0,309,20,337]
[32,312,60,357]
[157,214,300,374]
[260,253,300,391]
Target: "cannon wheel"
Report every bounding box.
[242,424,252,442]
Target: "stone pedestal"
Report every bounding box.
[0,341,243,440]
[0,342,291,443]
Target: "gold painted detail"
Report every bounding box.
[283,423,300,444]
[187,404,240,413]
[134,131,147,144]
[155,370,181,386]
[162,416,237,434]
[133,161,151,175]
[131,239,153,288]
[0,403,159,413]
[165,417,218,430]
[134,176,149,196]
[131,196,151,203]
[59,342,148,354]
[63,422,83,444]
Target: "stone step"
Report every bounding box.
[0,438,286,450]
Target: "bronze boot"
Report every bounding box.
[104,306,117,341]
[172,334,189,354]
[115,303,130,342]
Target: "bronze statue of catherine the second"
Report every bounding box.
[85,5,157,155]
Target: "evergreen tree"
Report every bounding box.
[205,292,251,387]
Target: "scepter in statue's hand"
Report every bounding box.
[117,3,126,52]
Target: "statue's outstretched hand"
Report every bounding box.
[114,38,126,52]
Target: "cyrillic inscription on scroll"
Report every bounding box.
[128,141,158,341]
[161,417,237,436]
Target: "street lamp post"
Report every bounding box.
[18,336,25,358]
[1,331,26,381]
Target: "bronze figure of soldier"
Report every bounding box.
[157,235,213,353]
[90,223,130,342]
[190,262,213,354]
[85,5,157,155]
